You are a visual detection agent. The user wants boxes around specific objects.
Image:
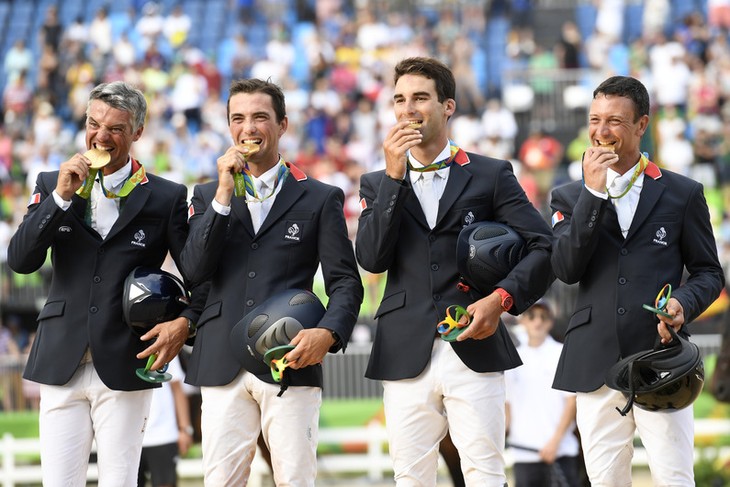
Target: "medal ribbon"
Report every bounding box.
[76,163,147,200]
[234,158,289,201]
[606,153,647,199]
[407,140,460,173]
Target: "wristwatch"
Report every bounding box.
[185,318,197,338]
[494,288,513,312]
[180,425,194,436]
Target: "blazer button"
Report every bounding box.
[588,222,594,228]
[617,307,626,315]
[618,277,626,285]
[431,264,439,271]
[246,299,254,307]
[248,271,256,278]
[93,276,101,283]
[90,306,98,313]
[433,294,441,301]
[620,249,628,255]
[251,243,259,249]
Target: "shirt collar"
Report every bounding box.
[606,159,644,191]
[101,157,132,189]
[248,158,283,197]
[408,142,451,185]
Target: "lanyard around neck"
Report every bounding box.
[606,153,647,200]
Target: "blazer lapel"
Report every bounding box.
[435,163,470,227]
[255,175,304,237]
[402,174,429,229]
[104,183,151,242]
[626,175,665,242]
[231,196,255,237]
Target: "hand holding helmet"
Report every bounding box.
[230,289,326,386]
[122,266,190,383]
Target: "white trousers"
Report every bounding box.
[200,370,321,486]
[38,362,153,487]
[576,385,695,486]
[382,338,507,487]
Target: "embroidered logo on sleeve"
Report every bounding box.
[28,192,41,206]
[359,198,367,211]
[551,211,564,227]
[187,204,195,221]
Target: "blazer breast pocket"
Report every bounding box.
[280,212,314,244]
[644,213,679,249]
[122,218,164,248]
[451,197,490,227]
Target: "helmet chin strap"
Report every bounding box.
[616,361,636,416]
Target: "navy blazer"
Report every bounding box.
[550,162,725,393]
[179,163,363,388]
[8,166,202,391]
[356,150,553,381]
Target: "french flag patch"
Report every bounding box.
[359,198,367,211]
[28,192,41,206]
[551,211,564,227]
[187,204,195,221]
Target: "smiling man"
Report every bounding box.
[356,57,553,486]
[8,81,203,486]
[550,75,725,485]
[179,78,362,485]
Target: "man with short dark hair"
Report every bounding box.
[550,75,725,485]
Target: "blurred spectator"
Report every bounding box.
[136,1,165,52]
[113,32,138,69]
[3,40,32,85]
[0,318,21,411]
[39,5,63,53]
[2,70,33,139]
[138,356,193,487]
[709,0,730,31]
[518,128,563,209]
[170,62,207,134]
[163,4,192,49]
[505,300,580,487]
[63,16,88,46]
[36,44,62,107]
[0,125,13,181]
[595,0,625,41]
[642,0,671,40]
[556,20,582,69]
[88,7,114,60]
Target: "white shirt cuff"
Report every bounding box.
[585,185,608,200]
[212,198,231,215]
[52,190,72,211]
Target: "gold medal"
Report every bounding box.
[239,142,260,156]
[84,149,111,169]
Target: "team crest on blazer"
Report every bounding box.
[132,229,147,247]
[653,227,668,246]
[285,222,301,241]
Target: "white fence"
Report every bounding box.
[3,420,730,487]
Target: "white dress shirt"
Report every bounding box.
[408,143,451,229]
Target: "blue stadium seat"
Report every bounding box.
[574,2,596,42]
